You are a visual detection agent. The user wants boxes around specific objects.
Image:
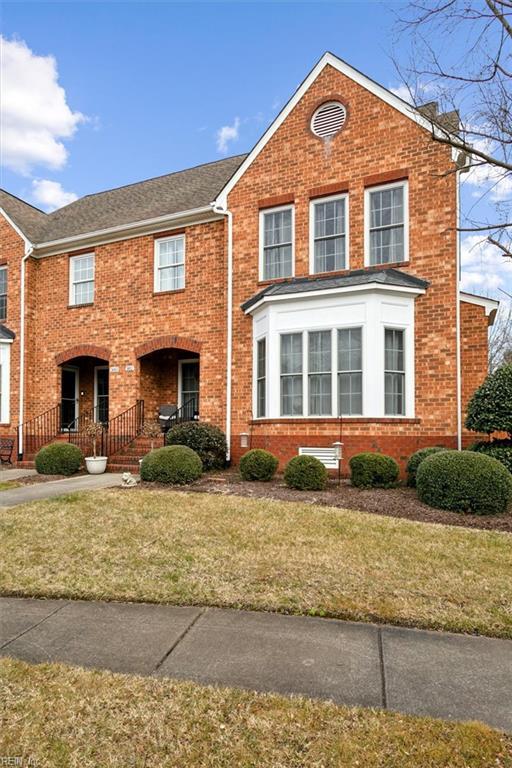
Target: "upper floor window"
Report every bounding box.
[384,328,405,415]
[366,181,408,266]
[311,195,347,274]
[69,253,94,306]
[260,206,293,280]
[154,235,185,293]
[0,267,7,320]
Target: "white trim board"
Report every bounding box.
[213,51,457,209]
[460,292,499,317]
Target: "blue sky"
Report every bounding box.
[1,1,510,299]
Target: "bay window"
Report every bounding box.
[338,327,363,415]
[311,195,347,273]
[280,333,303,415]
[261,206,293,280]
[308,330,332,415]
[384,328,405,415]
[256,338,266,418]
[366,181,408,265]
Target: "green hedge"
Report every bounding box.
[239,449,278,481]
[416,450,512,515]
[406,446,448,487]
[349,452,399,488]
[284,455,328,491]
[468,440,512,474]
[35,442,83,476]
[166,422,227,471]
[465,363,512,436]
[140,445,202,485]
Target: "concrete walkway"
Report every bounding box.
[1,598,510,733]
[0,473,128,506]
[0,467,37,480]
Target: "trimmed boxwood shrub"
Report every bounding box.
[406,446,448,487]
[349,452,399,488]
[240,449,278,481]
[465,363,512,436]
[416,450,512,515]
[284,455,328,491]
[468,439,512,474]
[166,422,227,471]
[140,445,202,485]
[35,442,83,476]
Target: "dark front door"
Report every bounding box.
[95,367,109,424]
[180,361,199,417]
[61,367,78,430]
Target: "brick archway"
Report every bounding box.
[134,335,202,359]
[55,344,110,365]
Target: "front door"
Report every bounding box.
[94,366,109,424]
[180,360,199,417]
[61,367,78,430]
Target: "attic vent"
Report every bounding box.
[311,101,347,139]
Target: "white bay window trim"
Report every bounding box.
[364,180,409,267]
[154,234,186,293]
[309,193,349,274]
[259,204,295,281]
[69,252,95,306]
[0,341,12,424]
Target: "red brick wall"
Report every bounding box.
[461,300,490,447]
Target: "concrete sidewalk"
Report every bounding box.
[0,472,128,506]
[1,597,511,733]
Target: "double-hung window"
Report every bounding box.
[338,328,363,415]
[366,181,408,265]
[0,267,7,320]
[261,206,293,280]
[311,195,347,273]
[384,328,405,415]
[69,253,94,306]
[155,235,185,292]
[256,338,266,418]
[308,331,332,415]
[280,333,302,415]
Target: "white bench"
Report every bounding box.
[299,446,339,469]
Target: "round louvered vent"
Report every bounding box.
[311,101,347,139]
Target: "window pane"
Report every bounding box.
[256,338,266,418]
[369,186,405,264]
[281,375,303,416]
[72,255,94,282]
[314,236,345,273]
[257,379,265,418]
[384,329,404,371]
[338,328,362,371]
[309,373,332,415]
[339,372,362,415]
[315,200,344,238]
[0,268,7,295]
[257,338,266,379]
[370,226,404,265]
[308,331,331,373]
[159,264,185,291]
[370,187,403,228]
[385,372,405,415]
[264,209,292,247]
[158,238,184,267]
[281,334,302,374]
[73,280,94,305]
[264,244,292,279]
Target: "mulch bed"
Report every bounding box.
[137,469,512,533]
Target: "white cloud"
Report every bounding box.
[460,234,512,297]
[390,84,413,103]
[0,36,85,174]
[32,179,77,211]
[216,117,240,154]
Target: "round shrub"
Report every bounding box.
[468,440,512,474]
[239,449,278,481]
[284,455,328,491]
[349,452,399,488]
[35,442,83,476]
[416,450,512,515]
[406,446,448,487]
[166,422,227,471]
[140,445,202,484]
[465,363,512,436]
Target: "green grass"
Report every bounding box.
[0,480,21,490]
[1,658,511,768]
[1,489,511,637]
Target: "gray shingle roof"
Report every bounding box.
[241,268,429,311]
[0,154,247,245]
[0,324,15,341]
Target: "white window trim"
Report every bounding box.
[337,325,364,417]
[309,193,350,274]
[383,325,407,417]
[364,180,409,267]
[69,252,95,306]
[253,336,267,418]
[259,204,295,282]
[154,234,186,293]
[0,342,11,424]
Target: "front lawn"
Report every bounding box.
[1,490,511,637]
[2,659,510,768]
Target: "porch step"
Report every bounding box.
[16,460,36,469]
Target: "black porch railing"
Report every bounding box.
[67,406,104,455]
[16,403,61,459]
[161,398,198,436]
[105,400,145,457]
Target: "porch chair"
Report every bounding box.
[0,437,14,465]
[158,404,178,433]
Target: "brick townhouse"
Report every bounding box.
[0,52,498,471]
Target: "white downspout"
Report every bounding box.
[455,169,462,451]
[18,244,33,458]
[212,202,233,461]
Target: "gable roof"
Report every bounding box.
[241,268,429,313]
[214,51,457,208]
[0,154,247,247]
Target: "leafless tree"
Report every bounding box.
[489,298,512,369]
[393,1,512,258]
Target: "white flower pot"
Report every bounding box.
[85,456,108,474]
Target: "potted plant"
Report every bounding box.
[84,421,107,474]
[142,419,161,452]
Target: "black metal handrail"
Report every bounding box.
[161,398,198,434]
[67,406,105,455]
[106,400,145,457]
[16,403,61,459]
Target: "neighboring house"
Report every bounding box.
[0,52,498,470]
